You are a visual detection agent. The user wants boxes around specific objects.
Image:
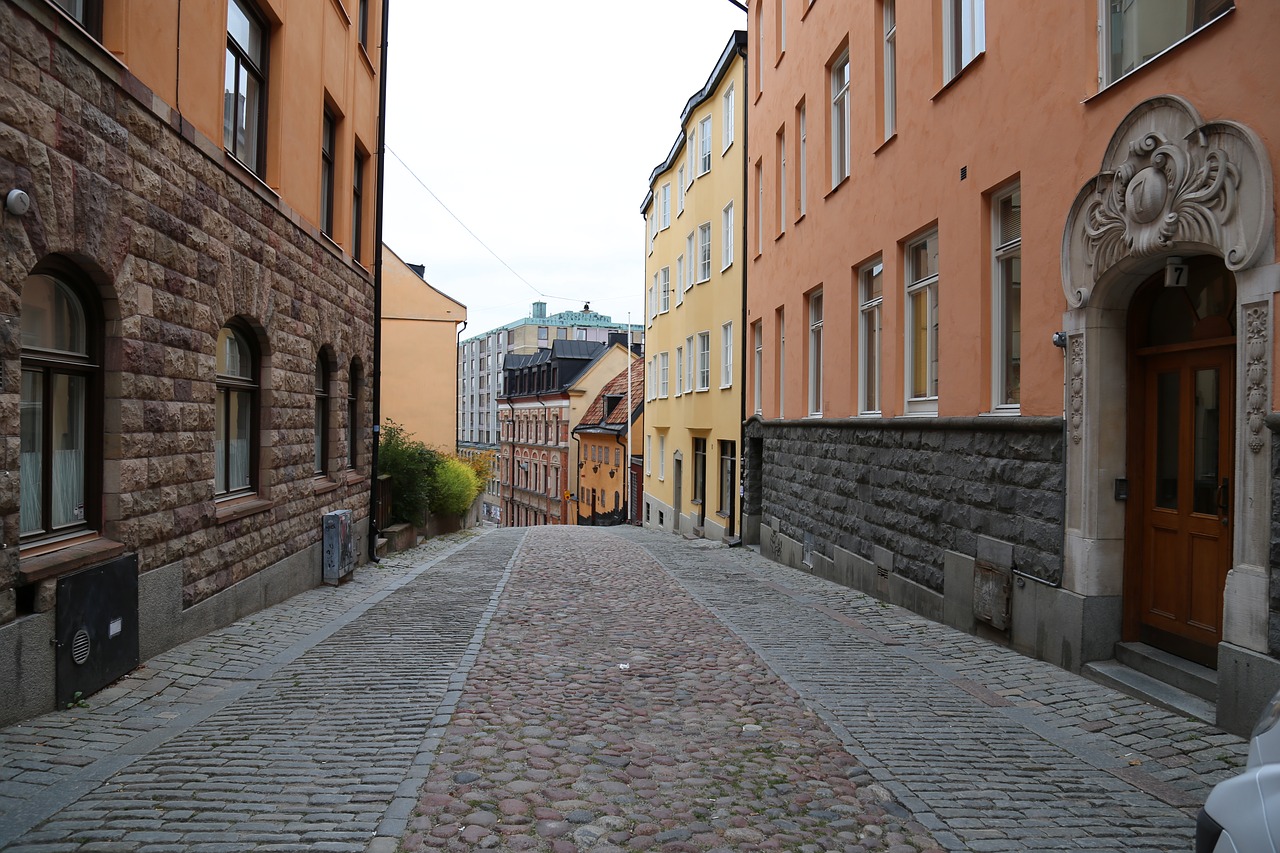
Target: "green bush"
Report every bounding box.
[377,420,441,524]
[431,455,483,517]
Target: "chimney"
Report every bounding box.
[532,301,547,319]
[407,263,426,280]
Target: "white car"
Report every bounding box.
[1198,690,1280,852]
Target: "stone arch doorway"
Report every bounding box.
[1124,257,1237,666]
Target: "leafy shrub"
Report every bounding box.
[377,420,441,524]
[431,455,483,517]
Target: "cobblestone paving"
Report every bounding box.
[613,526,1249,853]
[0,528,518,852]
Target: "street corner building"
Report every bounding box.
[743,0,1280,735]
[0,0,383,725]
[641,30,748,544]
[572,355,645,527]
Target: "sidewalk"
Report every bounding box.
[0,524,1248,852]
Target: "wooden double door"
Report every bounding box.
[1127,259,1236,667]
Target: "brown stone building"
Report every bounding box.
[0,0,383,724]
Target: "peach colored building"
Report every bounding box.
[0,0,382,724]
[745,0,1277,734]
[381,246,466,451]
[572,358,645,526]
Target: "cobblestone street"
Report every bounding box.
[0,526,1247,852]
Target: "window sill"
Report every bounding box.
[215,496,275,524]
[720,384,733,391]
[874,133,898,155]
[20,535,127,585]
[932,51,985,101]
[985,405,1021,416]
[313,476,341,495]
[825,174,850,200]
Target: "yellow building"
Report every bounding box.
[381,246,466,451]
[572,358,644,526]
[640,32,746,542]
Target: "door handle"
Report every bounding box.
[1218,477,1229,527]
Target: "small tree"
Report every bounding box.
[377,420,441,524]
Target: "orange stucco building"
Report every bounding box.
[0,0,382,724]
[573,358,645,526]
[745,0,1278,733]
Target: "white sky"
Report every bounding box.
[381,0,747,337]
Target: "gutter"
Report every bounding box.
[367,0,391,562]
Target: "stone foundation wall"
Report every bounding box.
[0,4,374,625]
[1270,416,1280,657]
[757,417,1065,592]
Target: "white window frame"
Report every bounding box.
[675,256,685,306]
[696,331,711,391]
[645,434,652,475]
[755,161,765,254]
[722,202,734,270]
[698,115,712,175]
[677,166,686,213]
[943,0,985,82]
[798,103,807,216]
[777,128,787,235]
[661,266,671,313]
[647,210,655,256]
[992,184,1021,412]
[660,184,671,229]
[676,345,684,396]
[685,232,696,290]
[685,335,695,392]
[723,83,735,151]
[831,51,850,187]
[658,434,666,480]
[808,291,823,416]
[697,222,712,282]
[884,0,897,139]
[752,321,763,414]
[721,322,734,389]
[777,309,786,417]
[659,351,669,398]
[685,134,695,188]
[859,258,883,415]
[905,231,940,414]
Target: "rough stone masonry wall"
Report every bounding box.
[0,4,374,619]
[1270,417,1280,657]
[761,417,1065,592]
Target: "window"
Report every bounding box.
[830,51,850,186]
[722,203,734,270]
[723,83,735,150]
[314,356,329,475]
[685,135,695,188]
[53,0,102,38]
[808,291,823,415]
[777,128,787,235]
[661,183,671,229]
[648,279,656,322]
[538,326,548,343]
[777,0,787,56]
[944,0,985,82]
[647,210,656,255]
[347,360,360,468]
[659,352,669,398]
[755,160,765,254]
[755,0,765,95]
[321,108,336,236]
[993,185,1021,408]
[752,321,763,414]
[697,332,711,391]
[677,166,686,213]
[1102,0,1232,85]
[20,269,99,540]
[685,232,696,290]
[685,335,695,392]
[721,322,734,388]
[675,256,685,306]
[661,267,671,312]
[859,260,883,414]
[698,115,712,174]
[676,346,684,396]
[225,0,268,175]
[658,435,666,479]
[776,307,786,417]
[215,322,258,496]
[906,232,940,411]
[883,0,897,138]
[697,223,712,282]
[645,435,652,475]
[797,103,808,216]
[352,148,365,261]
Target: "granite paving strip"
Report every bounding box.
[401,526,946,853]
[0,527,521,853]
[616,527,1248,853]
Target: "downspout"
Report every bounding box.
[367,0,390,562]
[737,41,748,542]
[455,320,467,456]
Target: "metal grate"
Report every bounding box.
[71,628,91,665]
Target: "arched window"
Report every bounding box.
[314,355,329,475]
[20,271,99,539]
[215,323,258,497]
[347,359,360,470]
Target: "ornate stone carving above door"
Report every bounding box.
[1061,96,1273,309]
